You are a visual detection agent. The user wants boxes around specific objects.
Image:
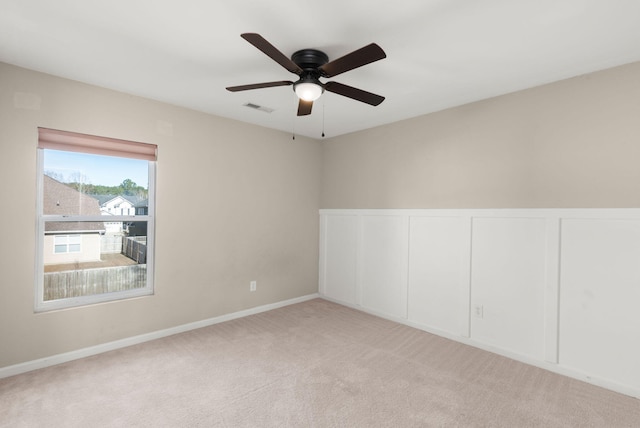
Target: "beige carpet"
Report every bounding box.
[1,299,639,427]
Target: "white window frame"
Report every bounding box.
[35,129,156,312]
[53,234,82,254]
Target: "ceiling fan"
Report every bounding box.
[226,33,386,116]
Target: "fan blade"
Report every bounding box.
[324,81,385,106]
[241,33,303,75]
[226,81,293,92]
[297,99,313,116]
[319,43,386,78]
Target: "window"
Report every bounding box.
[54,234,81,253]
[36,128,157,311]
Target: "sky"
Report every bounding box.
[43,150,149,188]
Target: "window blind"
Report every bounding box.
[38,127,157,161]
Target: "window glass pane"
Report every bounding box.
[43,149,149,216]
[43,221,148,301]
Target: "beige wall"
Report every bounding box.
[0,63,322,368]
[321,61,640,208]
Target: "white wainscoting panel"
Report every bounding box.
[408,216,471,337]
[470,217,547,360]
[359,215,409,319]
[320,215,359,305]
[319,209,640,399]
[559,218,640,389]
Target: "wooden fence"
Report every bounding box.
[122,236,147,264]
[44,265,147,301]
[101,234,124,254]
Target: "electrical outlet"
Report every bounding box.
[473,304,483,319]
[250,281,257,292]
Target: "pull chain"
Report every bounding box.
[292,100,296,140]
[322,98,325,138]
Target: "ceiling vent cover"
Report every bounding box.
[243,102,274,113]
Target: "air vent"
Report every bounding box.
[243,102,274,113]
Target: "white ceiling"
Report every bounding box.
[2,1,640,139]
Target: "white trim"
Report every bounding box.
[459,216,473,338]
[44,215,144,222]
[319,295,640,399]
[355,216,364,307]
[320,208,640,219]
[35,149,45,310]
[543,217,561,364]
[145,161,156,302]
[318,214,327,296]
[0,293,320,379]
[36,287,155,312]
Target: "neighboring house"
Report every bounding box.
[134,199,148,215]
[95,195,139,216]
[43,175,105,265]
[101,213,125,234]
[128,199,148,236]
[93,195,144,233]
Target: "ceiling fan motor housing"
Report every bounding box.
[291,49,329,72]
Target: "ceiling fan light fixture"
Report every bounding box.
[227,34,386,116]
[294,81,324,101]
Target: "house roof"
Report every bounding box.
[91,194,119,206]
[91,194,145,207]
[134,199,148,208]
[43,175,104,233]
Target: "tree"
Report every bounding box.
[69,171,89,185]
[119,179,137,196]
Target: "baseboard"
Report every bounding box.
[0,293,320,379]
[319,295,640,400]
